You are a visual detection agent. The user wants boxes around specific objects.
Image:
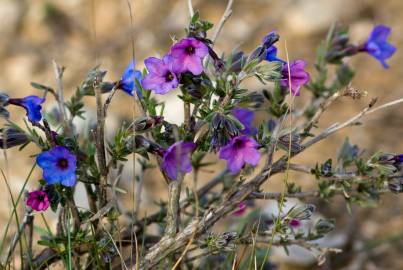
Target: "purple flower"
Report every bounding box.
[8,95,45,123]
[142,55,179,94]
[170,38,208,75]
[394,154,403,163]
[37,146,77,187]
[219,136,261,174]
[233,202,247,216]
[231,107,257,136]
[363,25,396,68]
[280,60,310,96]
[26,190,49,212]
[118,60,143,97]
[161,141,196,180]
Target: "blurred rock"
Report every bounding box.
[284,0,357,36]
[0,0,23,37]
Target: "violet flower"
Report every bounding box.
[231,107,257,136]
[37,146,77,187]
[170,38,208,75]
[394,154,403,163]
[8,95,45,123]
[26,190,49,212]
[362,25,396,68]
[142,55,179,94]
[161,141,196,180]
[118,60,143,97]
[280,60,310,96]
[219,136,261,174]
[233,202,247,216]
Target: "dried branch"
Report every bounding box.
[211,0,235,45]
[303,91,341,134]
[103,83,119,116]
[94,74,109,208]
[249,189,389,200]
[187,0,194,17]
[52,60,71,136]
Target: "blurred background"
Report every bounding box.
[0,0,402,269]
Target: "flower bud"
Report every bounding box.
[315,219,335,234]
[0,128,29,149]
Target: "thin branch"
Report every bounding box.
[211,0,234,45]
[165,174,184,237]
[250,189,390,200]
[303,91,341,134]
[103,83,119,116]
[187,0,194,17]
[52,60,71,136]
[94,74,108,208]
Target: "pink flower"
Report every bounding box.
[219,136,261,174]
[170,38,209,75]
[233,202,247,216]
[280,60,310,96]
[142,55,179,94]
[289,219,301,228]
[161,141,196,180]
[26,190,49,212]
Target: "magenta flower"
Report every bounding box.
[289,219,302,228]
[142,55,179,94]
[170,38,208,75]
[26,190,49,212]
[161,141,196,180]
[219,136,261,174]
[280,60,310,96]
[231,107,257,136]
[233,202,247,216]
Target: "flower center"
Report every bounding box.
[165,72,174,82]
[57,158,69,170]
[37,195,45,202]
[233,139,245,148]
[185,45,195,55]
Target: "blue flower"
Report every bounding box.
[37,146,77,187]
[265,45,286,63]
[231,107,257,136]
[394,154,403,163]
[8,95,45,123]
[118,60,143,97]
[363,25,396,68]
[262,31,280,48]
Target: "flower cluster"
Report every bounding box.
[263,31,310,96]
[1,22,395,213]
[0,10,400,270]
[142,37,208,95]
